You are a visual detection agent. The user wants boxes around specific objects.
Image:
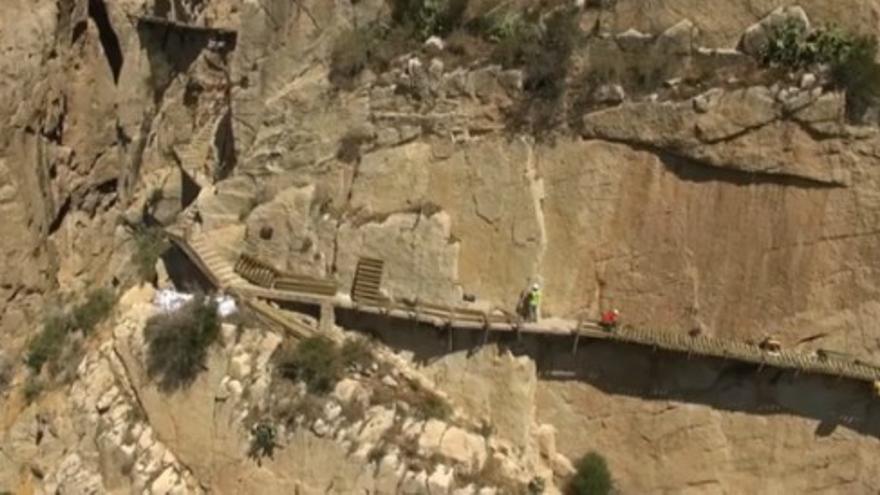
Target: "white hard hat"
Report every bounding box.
[532,283,540,290]
[613,308,619,314]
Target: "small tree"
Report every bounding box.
[145,296,220,392]
[569,452,613,495]
[248,421,278,464]
[131,226,168,282]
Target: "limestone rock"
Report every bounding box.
[358,407,397,443]
[400,469,430,494]
[427,464,455,494]
[438,427,488,471]
[334,378,371,408]
[534,423,558,460]
[582,85,855,185]
[615,28,653,52]
[593,84,626,104]
[657,19,697,55]
[740,6,811,56]
[196,176,259,232]
[425,36,445,54]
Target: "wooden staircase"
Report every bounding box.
[187,232,248,289]
[234,253,277,288]
[352,257,387,304]
[234,252,337,296]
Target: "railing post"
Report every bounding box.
[319,302,335,333]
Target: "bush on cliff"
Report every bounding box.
[569,451,613,495]
[145,296,220,392]
[762,19,880,121]
[72,287,116,335]
[493,6,584,139]
[132,225,168,282]
[277,335,344,394]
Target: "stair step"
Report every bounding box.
[356,265,383,274]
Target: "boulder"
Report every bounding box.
[400,469,430,494]
[357,406,396,443]
[334,378,371,408]
[615,28,653,52]
[427,464,455,494]
[534,423,558,460]
[593,84,626,104]
[424,36,445,54]
[740,6,811,56]
[195,176,258,231]
[438,426,488,471]
[150,466,182,494]
[656,19,697,55]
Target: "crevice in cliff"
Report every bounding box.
[47,195,71,235]
[213,110,236,181]
[88,0,124,83]
[135,20,235,104]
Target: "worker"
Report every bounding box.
[600,308,619,331]
[526,283,542,322]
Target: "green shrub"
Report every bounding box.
[832,35,880,120]
[26,312,73,373]
[569,452,613,495]
[495,6,584,139]
[391,0,469,40]
[414,390,452,420]
[23,375,44,404]
[329,26,377,90]
[278,336,343,394]
[144,296,220,392]
[132,226,168,282]
[72,287,116,334]
[248,421,278,463]
[762,20,880,121]
[329,0,470,89]
[329,23,420,90]
[340,336,374,370]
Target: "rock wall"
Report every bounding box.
[4,0,880,493]
[367,326,880,494]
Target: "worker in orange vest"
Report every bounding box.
[600,309,619,331]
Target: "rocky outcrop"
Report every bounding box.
[581,86,865,186]
[740,6,812,56]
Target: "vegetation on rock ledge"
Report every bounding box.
[145,295,220,392]
[277,335,376,394]
[762,19,880,121]
[26,288,116,375]
[131,225,169,282]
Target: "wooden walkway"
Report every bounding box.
[165,231,880,386]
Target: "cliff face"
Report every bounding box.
[3,0,880,493]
